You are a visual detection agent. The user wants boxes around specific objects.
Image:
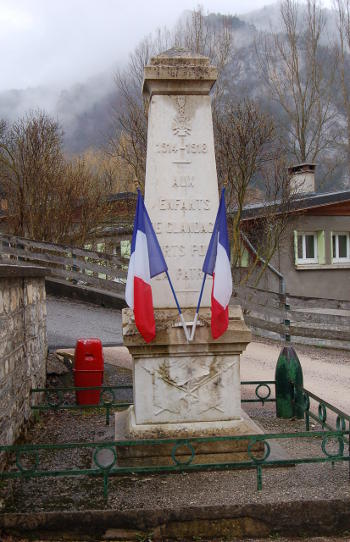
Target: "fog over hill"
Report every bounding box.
[240,2,339,39]
[0,8,260,152]
[0,70,118,154]
[0,2,348,190]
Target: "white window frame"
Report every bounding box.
[332,232,350,263]
[296,232,318,264]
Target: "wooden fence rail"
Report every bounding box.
[0,234,130,297]
[1,234,349,349]
[232,284,350,350]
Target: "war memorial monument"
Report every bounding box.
[117,48,262,462]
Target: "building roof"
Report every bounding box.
[240,189,350,220]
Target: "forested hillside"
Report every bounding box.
[1,1,350,191]
[2,1,350,276]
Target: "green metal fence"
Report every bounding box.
[0,380,347,500]
[241,380,276,405]
[29,380,276,425]
[301,387,350,433]
[1,430,348,498]
[31,385,133,425]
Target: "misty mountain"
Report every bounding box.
[240,2,339,40]
[55,72,119,154]
[0,11,257,154]
[0,2,349,191]
[0,71,118,153]
[239,3,283,32]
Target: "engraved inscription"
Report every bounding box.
[185,143,207,153]
[154,273,169,281]
[162,244,186,257]
[166,222,214,233]
[154,266,205,281]
[172,176,195,188]
[156,143,178,153]
[176,267,204,280]
[159,198,210,211]
[156,143,207,154]
[155,221,213,235]
[191,244,207,257]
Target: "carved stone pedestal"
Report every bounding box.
[115,307,263,466]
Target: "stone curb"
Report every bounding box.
[0,263,49,278]
[45,278,126,310]
[1,499,350,540]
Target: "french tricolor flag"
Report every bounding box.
[202,189,232,339]
[125,190,168,343]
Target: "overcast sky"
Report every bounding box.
[0,0,333,92]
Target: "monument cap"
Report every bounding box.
[143,47,217,98]
[150,47,210,65]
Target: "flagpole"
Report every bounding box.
[165,270,190,342]
[190,273,207,341]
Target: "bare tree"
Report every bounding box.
[214,99,294,285]
[111,7,234,189]
[0,119,6,139]
[111,30,173,188]
[256,0,337,164]
[81,147,135,193]
[334,0,350,179]
[174,7,234,101]
[0,111,64,237]
[57,158,113,246]
[242,157,296,286]
[0,111,112,245]
[0,119,8,194]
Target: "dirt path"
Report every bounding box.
[47,295,350,416]
[93,337,350,414]
[241,339,350,414]
[58,333,350,416]
[47,296,122,349]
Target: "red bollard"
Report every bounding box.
[73,338,104,405]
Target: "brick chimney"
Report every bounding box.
[288,163,316,194]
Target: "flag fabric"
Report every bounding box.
[125,190,168,343]
[202,189,232,339]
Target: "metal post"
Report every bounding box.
[257,465,262,491]
[275,346,304,419]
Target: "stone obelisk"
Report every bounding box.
[118,49,260,459]
[143,49,219,309]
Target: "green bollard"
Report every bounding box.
[275,345,304,419]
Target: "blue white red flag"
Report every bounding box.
[202,189,232,339]
[125,190,168,343]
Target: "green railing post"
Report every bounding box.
[348,420,350,481]
[103,472,109,499]
[256,465,262,490]
[305,408,310,431]
[106,404,111,426]
[275,345,304,419]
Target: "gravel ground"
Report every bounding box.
[1,536,350,542]
[1,363,350,515]
[2,535,350,541]
[2,343,350,541]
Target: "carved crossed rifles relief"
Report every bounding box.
[143,357,236,418]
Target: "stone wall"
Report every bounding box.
[0,265,47,447]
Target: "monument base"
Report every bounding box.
[123,306,251,426]
[115,406,264,467]
[120,305,263,467]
